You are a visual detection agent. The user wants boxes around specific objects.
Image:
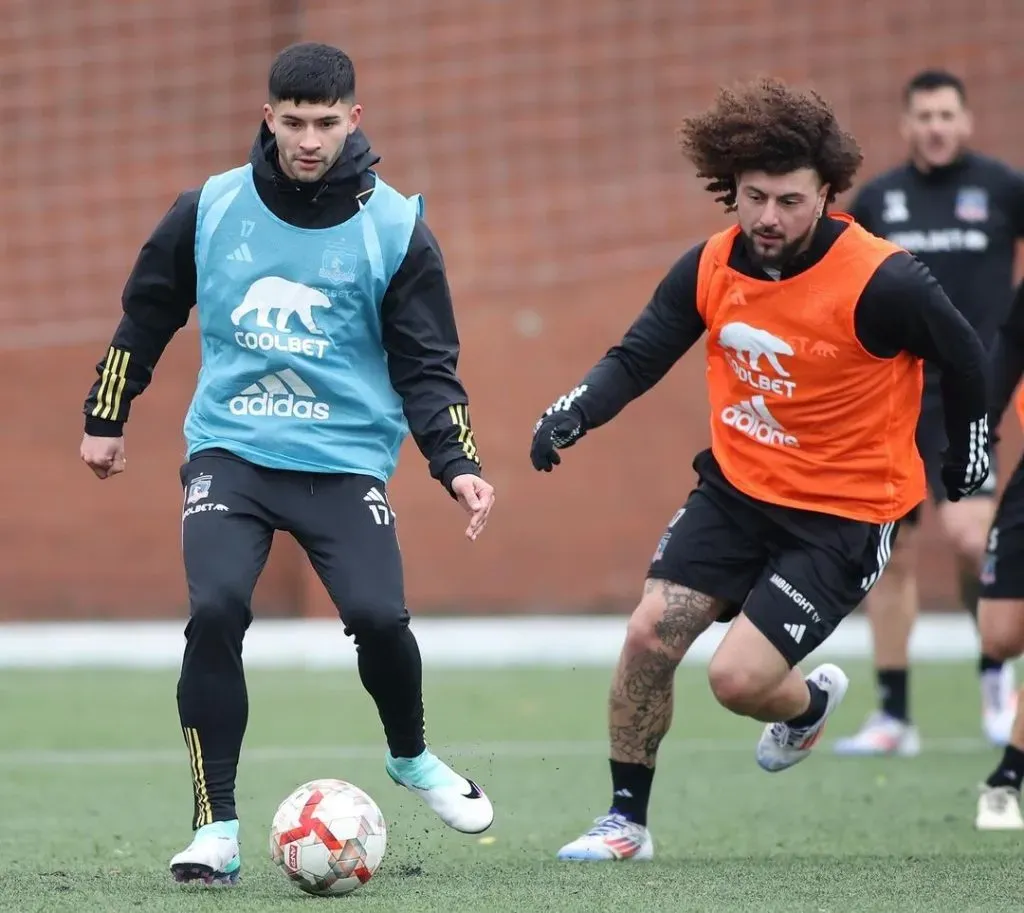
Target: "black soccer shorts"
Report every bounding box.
[980,452,1024,601]
[179,447,407,632]
[647,451,900,667]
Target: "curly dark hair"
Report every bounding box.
[677,76,864,212]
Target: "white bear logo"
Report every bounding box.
[718,321,793,377]
[230,276,331,335]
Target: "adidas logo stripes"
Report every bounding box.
[237,369,314,398]
[228,369,329,421]
[783,623,806,644]
[363,486,394,525]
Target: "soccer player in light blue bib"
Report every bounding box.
[81,42,496,886]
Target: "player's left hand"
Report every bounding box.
[450,474,495,541]
[941,417,992,501]
[942,453,992,502]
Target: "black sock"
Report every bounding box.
[960,568,982,621]
[986,745,1024,790]
[355,623,426,758]
[877,668,909,722]
[980,654,1004,674]
[177,613,249,827]
[785,680,828,729]
[609,760,655,826]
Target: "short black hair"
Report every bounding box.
[903,69,967,107]
[268,42,355,106]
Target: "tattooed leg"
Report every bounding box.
[609,579,724,766]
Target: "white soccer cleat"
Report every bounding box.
[975,784,1024,830]
[981,665,1018,747]
[756,663,850,772]
[832,711,922,757]
[556,813,654,861]
[385,750,494,834]
[169,820,241,886]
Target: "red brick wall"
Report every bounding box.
[4,1,1022,618]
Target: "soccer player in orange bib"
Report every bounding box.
[529,77,991,861]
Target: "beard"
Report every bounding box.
[741,224,815,271]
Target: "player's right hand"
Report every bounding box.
[450,473,495,541]
[530,401,587,472]
[80,433,126,480]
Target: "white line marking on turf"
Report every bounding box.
[0,737,992,766]
[0,615,991,667]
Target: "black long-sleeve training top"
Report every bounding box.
[849,151,1024,356]
[568,215,988,464]
[82,123,481,492]
[989,279,1024,431]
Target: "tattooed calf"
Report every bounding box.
[609,582,722,765]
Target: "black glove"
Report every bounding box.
[530,389,588,471]
[941,417,991,502]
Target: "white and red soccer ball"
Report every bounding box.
[270,778,387,896]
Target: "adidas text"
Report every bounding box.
[721,397,798,448]
[230,393,329,421]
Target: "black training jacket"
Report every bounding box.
[82,123,481,492]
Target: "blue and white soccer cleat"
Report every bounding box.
[169,819,241,886]
[556,813,654,861]
[832,711,921,757]
[385,749,494,834]
[756,663,850,772]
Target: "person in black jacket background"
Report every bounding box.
[834,70,1024,757]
